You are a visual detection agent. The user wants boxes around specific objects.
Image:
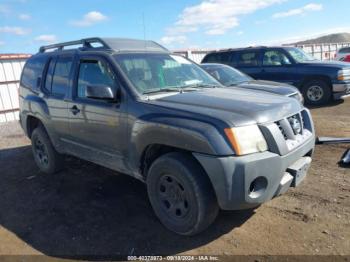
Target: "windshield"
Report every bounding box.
[286,47,316,63]
[203,65,252,86]
[114,53,220,95]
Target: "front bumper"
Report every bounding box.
[333,82,350,99]
[193,135,315,210]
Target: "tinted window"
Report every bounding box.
[21,55,47,90]
[263,50,291,66]
[44,58,55,92]
[339,47,350,53]
[51,56,72,96]
[237,51,260,66]
[202,52,231,63]
[77,60,116,98]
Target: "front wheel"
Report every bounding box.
[147,152,219,236]
[302,79,331,105]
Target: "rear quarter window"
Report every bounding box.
[20,55,47,91]
[202,52,231,63]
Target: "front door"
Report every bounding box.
[66,55,128,173]
[258,49,298,85]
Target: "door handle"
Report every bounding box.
[70,105,80,115]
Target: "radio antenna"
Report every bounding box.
[142,13,147,49]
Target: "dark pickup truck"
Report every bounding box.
[19,38,315,235]
[202,46,350,105]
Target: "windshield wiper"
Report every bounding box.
[143,87,180,95]
[182,83,218,89]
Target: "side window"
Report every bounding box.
[203,52,230,63]
[263,50,291,66]
[44,58,55,92]
[51,56,73,96]
[237,51,260,66]
[77,60,116,98]
[20,55,47,91]
[339,47,350,53]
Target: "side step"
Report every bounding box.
[316,137,350,144]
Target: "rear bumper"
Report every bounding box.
[333,82,350,99]
[193,135,315,210]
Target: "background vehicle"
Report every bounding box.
[19,38,315,236]
[202,46,350,105]
[335,47,350,62]
[200,63,303,104]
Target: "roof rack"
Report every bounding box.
[39,37,169,53]
[39,37,109,53]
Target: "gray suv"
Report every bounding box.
[19,37,315,235]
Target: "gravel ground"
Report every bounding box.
[0,99,349,259]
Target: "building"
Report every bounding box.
[0,54,31,123]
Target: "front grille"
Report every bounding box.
[275,112,306,140]
[274,110,313,152]
[276,121,288,140]
[260,109,313,155]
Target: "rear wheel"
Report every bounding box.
[147,152,219,236]
[31,125,63,174]
[302,79,331,105]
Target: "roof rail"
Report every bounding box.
[39,37,110,53]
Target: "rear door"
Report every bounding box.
[258,48,298,84]
[234,50,262,79]
[42,54,73,141]
[66,54,128,172]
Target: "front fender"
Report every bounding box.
[128,116,234,172]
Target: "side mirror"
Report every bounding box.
[85,85,115,100]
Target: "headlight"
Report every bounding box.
[338,69,350,81]
[224,125,268,156]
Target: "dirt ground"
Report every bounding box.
[0,99,349,259]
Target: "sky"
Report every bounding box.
[0,0,350,53]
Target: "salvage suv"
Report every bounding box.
[19,38,315,236]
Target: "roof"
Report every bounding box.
[205,46,293,55]
[39,37,169,53]
[0,54,31,60]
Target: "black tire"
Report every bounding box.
[31,125,63,174]
[147,152,219,236]
[302,79,332,105]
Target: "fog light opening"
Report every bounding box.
[249,177,268,199]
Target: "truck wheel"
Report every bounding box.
[31,125,63,174]
[302,79,331,105]
[147,152,219,236]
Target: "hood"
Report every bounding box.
[300,60,350,69]
[236,80,298,96]
[148,87,302,127]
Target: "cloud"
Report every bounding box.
[35,34,57,43]
[0,40,4,46]
[160,35,187,45]
[0,26,30,35]
[165,0,285,37]
[70,11,107,27]
[19,13,31,20]
[237,31,244,36]
[272,3,323,18]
